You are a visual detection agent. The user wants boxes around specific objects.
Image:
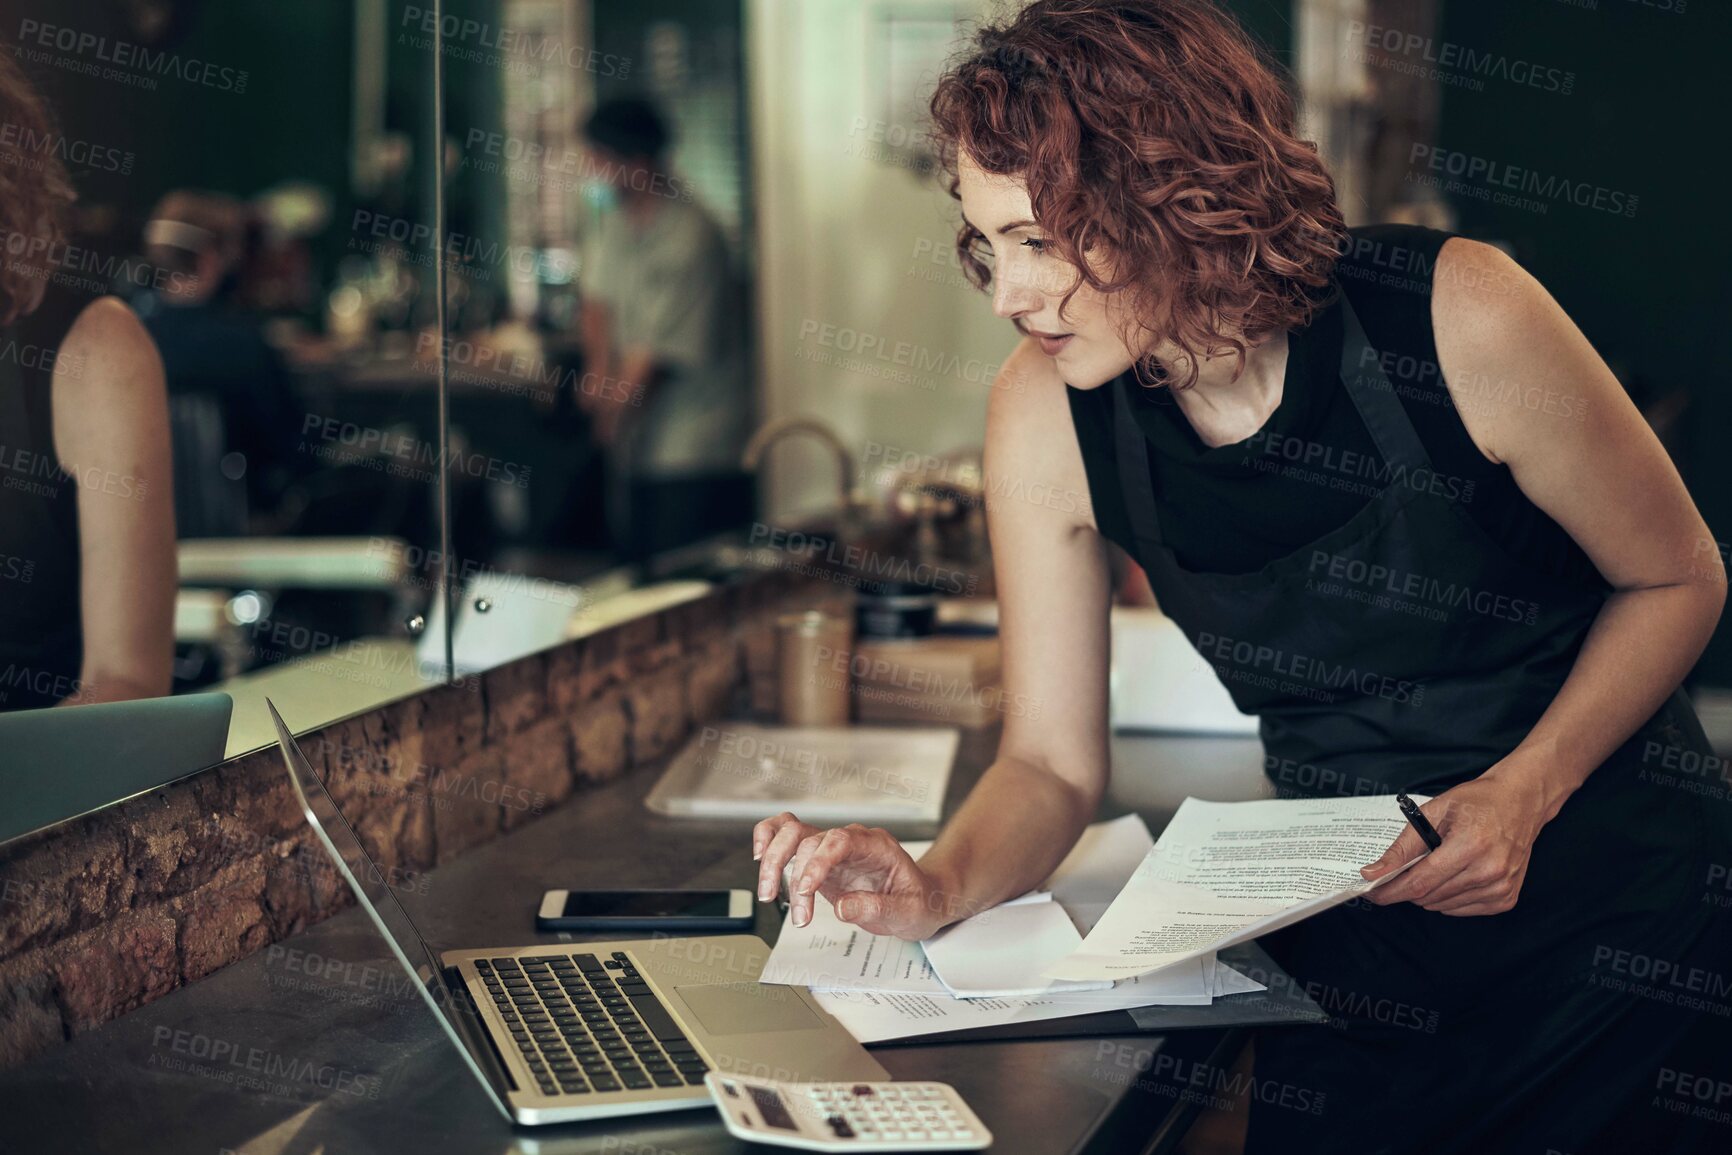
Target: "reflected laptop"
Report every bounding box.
[0,692,232,846]
[266,699,886,1126]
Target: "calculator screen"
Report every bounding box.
[747,1085,799,1130]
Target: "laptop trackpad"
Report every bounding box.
[674,983,823,1036]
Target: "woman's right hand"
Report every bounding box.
[752,812,954,940]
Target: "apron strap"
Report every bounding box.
[1111,375,1166,548]
[1335,290,1435,475]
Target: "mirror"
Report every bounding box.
[428,0,758,675]
[0,1,450,802]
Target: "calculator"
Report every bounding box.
[704,1072,993,1150]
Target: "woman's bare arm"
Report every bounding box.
[756,337,1117,935]
[1436,239,1723,811]
[1367,239,1725,914]
[910,337,1116,920]
[52,297,177,705]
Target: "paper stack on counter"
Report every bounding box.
[757,814,1268,1043]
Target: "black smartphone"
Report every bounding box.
[535,888,756,931]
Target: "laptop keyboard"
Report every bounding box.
[476,950,710,1098]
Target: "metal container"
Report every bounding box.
[776,610,853,726]
[855,579,939,642]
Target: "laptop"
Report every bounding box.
[266,699,887,1126]
[0,692,233,846]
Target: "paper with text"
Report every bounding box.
[1043,795,1428,982]
[812,956,1229,1043]
[762,815,1155,994]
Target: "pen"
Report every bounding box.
[1396,793,1442,851]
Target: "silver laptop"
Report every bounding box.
[266,699,886,1126]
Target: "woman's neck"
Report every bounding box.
[1163,332,1290,448]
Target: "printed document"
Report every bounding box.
[1044,795,1428,982]
[760,815,1155,995]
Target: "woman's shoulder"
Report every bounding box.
[54,296,166,412]
[1333,223,1457,305]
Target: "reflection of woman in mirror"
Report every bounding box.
[750,2,1729,1152]
[0,54,175,711]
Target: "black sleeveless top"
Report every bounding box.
[0,288,86,711]
[1066,224,1604,590]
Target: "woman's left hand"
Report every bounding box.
[1359,766,1558,916]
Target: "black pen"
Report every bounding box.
[1396,793,1442,850]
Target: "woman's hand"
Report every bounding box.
[752,812,954,940]
[1359,766,1561,916]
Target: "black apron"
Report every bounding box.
[1109,294,1732,1153]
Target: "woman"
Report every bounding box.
[753,2,1730,1152]
[0,54,175,710]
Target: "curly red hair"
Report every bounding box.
[929,0,1347,388]
[0,55,74,326]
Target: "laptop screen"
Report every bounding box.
[266,700,511,1120]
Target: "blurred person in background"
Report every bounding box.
[0,53,174,711]
[133,189,306,529]
[576,96,753,564]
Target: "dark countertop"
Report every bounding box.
[0,722,1266,1155]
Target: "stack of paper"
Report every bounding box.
[758,814,1269,1043]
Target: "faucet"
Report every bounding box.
[741,416,865,516]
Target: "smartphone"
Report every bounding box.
[536,888,756,931]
